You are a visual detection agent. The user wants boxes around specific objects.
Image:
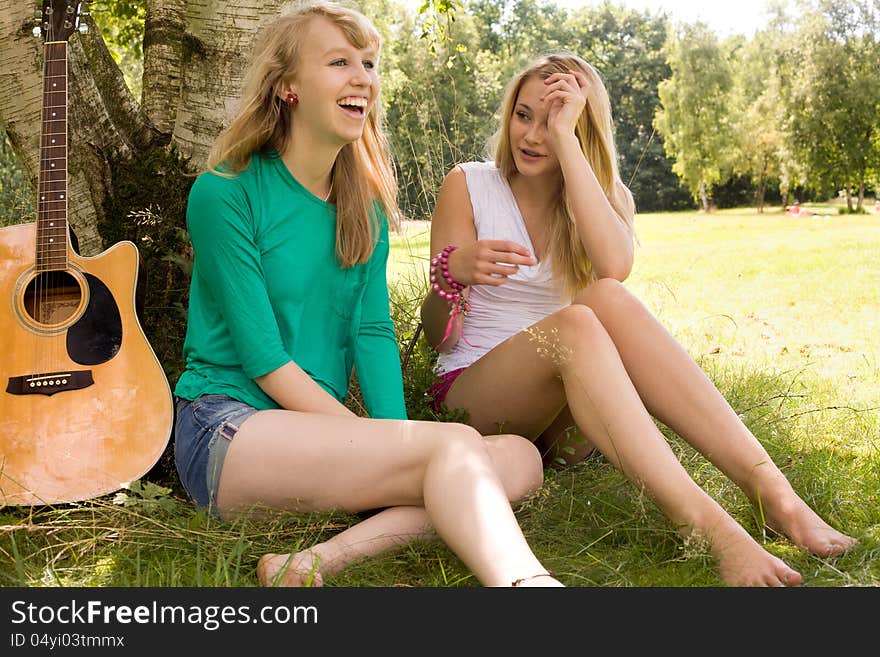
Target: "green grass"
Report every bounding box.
[2,207,878,587]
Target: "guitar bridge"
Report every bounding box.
[6,370,94,396]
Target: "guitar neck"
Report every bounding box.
[36,41,69,272]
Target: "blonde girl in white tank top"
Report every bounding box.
[420,52,856,587]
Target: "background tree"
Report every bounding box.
[654,22,736,211]
[782,0,880,211]
[729,31,785,212]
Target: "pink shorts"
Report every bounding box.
[428,367,467,412]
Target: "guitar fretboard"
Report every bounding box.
[36,42,69,272]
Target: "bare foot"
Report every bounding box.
[757,485,858,557]
[257,551,323,587]
[694,519,802,587]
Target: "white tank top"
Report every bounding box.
[435,161,568,375]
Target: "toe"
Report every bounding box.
[782,569,802,586]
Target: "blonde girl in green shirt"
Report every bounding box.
[173,2,560,588]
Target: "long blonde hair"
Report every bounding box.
[491,53,635,297]
[206,1,400,267]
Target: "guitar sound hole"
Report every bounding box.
[23,271,83,325]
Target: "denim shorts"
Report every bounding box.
[174,394,259,517]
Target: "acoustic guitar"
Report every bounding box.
[0,0,173,506]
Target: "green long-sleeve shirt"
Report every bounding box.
[174,150,407,419]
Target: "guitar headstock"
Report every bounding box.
[34,1,88,42]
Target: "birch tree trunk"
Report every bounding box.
[142,0,187,134]
[172,0,283,167]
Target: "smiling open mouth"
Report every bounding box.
[338,96,367,117]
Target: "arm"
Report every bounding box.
[353,218,408,420]
[256,362,356,417]
[420,168,476,351]
[543,71,635,281]
[556,138,634,281]
[188,173,354,417]
[420,168,536,351]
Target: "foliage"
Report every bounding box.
[569,2,693,212]
[4,1,878,226]
[414,0,465,54]
[89,1,146,99]
[0,125,34,227]
[112,479,177,514]
[712,173,782,209]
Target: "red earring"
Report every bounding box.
[285,93,299,106]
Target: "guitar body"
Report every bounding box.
[0,222,173,505]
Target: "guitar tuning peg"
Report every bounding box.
[32,25,42,38]
[78,22,88,34]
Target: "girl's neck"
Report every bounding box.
[279,128,341,199]
[507,170,561,211]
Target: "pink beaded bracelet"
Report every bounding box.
[430,244,466,297]
[429,244,474,348]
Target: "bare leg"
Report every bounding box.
[215,414,558,587]
[256,434,545,586]
[258,506,433,587]
[446,305,802,586]
[573,278,857,556]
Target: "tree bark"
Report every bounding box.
[699,180,709,212]
[173,1,284,169]
[142,0,187,134]
[755,156,767,213]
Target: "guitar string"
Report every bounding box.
[36,24,50,381]
[39,35,54,381]
[42,33,64,381]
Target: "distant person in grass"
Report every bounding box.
[417,52,858,586]
[173,2,563,588]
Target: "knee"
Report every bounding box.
[591,277,627,299]
[554,304,607,347]
[574,277,633,315]
[433,422,487,458]
[484,434,544,502]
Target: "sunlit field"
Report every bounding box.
[390,207,879,411]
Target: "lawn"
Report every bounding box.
[390,207,879,411]
[1,207,878,587]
